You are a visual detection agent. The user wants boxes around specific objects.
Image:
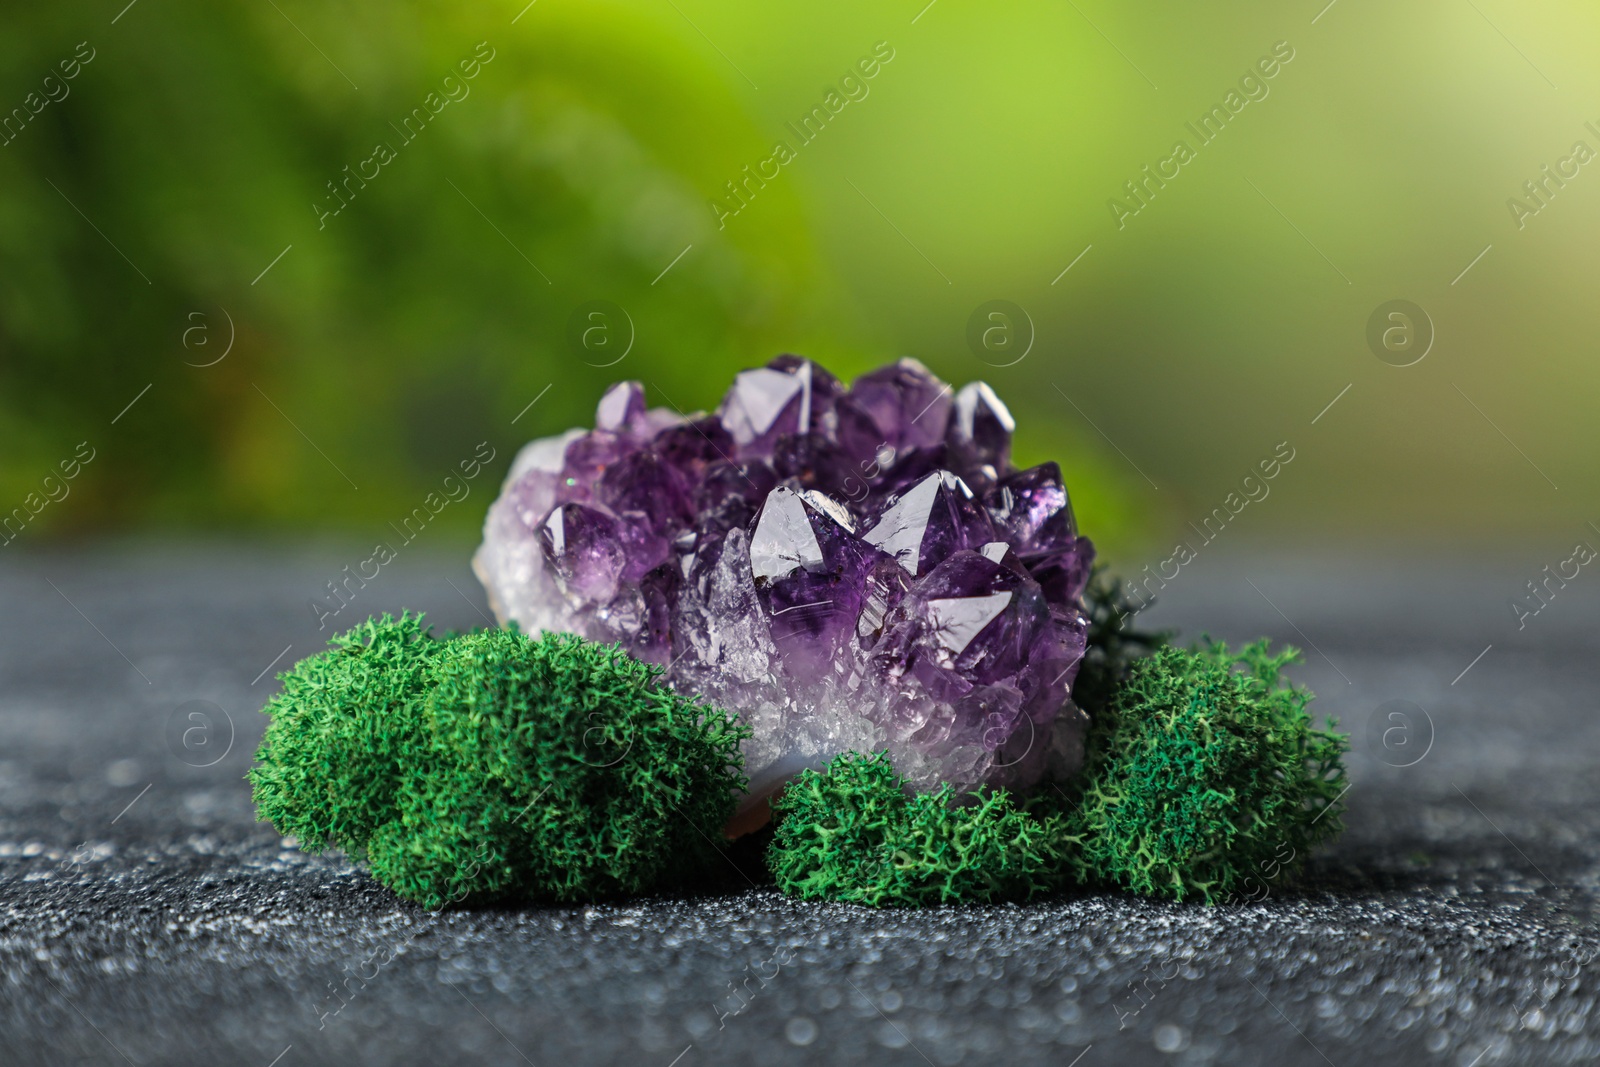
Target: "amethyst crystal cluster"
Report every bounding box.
[474,357,1096,809]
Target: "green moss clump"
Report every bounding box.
[251,619,749,909]
[251,606,1353,910]
[249,612,442,855]
[768,752,1065,907]
[1059,640,1349,903]
[370,628,750,907]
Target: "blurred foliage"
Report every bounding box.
[9,0,1600,565]
[0,0,1143,557]
[0,2,847,534]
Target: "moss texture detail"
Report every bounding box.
[768,752,1066,907]
[250,611,1351,910]
[250,615,749,908]
[248,613,442,855]
[1058,640,1349,903]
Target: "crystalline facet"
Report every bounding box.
[474,357,1097,813]
[984,462,1094,605]
[750,487,883,679]
[985,461,1076,551]
[847,357,952,452]
[863,470,995,577]
[595,381,650,438]
[749,486,826,582]
[539,503,627,603]
[928,592,1014,656]
[718,360,818,452]
[949,381,1015,480]
[597,450,693,539]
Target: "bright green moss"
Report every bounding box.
[251,619,749,909]
[248,612,442,856]
[371,627,750,907]
[252,606,1350,910]
[768,751,1066,907]
[1058,640,1349,904]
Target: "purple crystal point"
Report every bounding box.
[927,590,1018,668]
[867,444,949,499]
[719,357,837,456]
[539,502,627,603]
[750,487,879,677]
[890,550,1047,686]
[1025,539,1096,607]
[949,381,1015,480]
[655,417,735,481]
[846,357,952,453]
[749,486,828,581]
[856,556,911,649]
[476,355,1097,809]
[772,433,855,497]
[595,381,650,438]
[985,462,1095,604]
[977,539,1028,575]
[614,516,673,584]
[986,461,1076,551]
[867,549,1057,778]
[693,459,778,550]
[863,470,995,577]
[831,395,889,469]
[768,354,843,431]
[555,431,625,506]
[719,368,802,453]
[629,562,679,664]
[1027,609,1089,715]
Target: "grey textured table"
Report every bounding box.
[2,544,1597,1067]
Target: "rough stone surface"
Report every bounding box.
[2,545,1598,1067]
[474,359,1095,803]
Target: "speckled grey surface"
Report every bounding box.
[2,544,1597,1067]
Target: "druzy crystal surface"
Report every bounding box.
[474,357,1096,808]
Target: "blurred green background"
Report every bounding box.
[4,0,1598,565]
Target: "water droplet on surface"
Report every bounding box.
[1154,1023,1188,1053]
[785,1017,817,1046]
[106,759,142,787]
[875,1020,909,1049]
